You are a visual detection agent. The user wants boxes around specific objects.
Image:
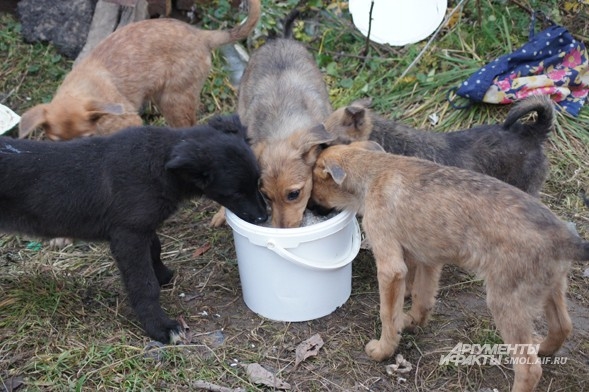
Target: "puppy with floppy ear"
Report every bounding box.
[19,0,261,140]
[211,15,336,228]
[312,141,589,392]
[324,96,555,298]
[1,114,267,343]
[249,123,335,228]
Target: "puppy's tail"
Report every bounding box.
[283,8,301,39]
[502,95,555,141]
[205,0,261,48]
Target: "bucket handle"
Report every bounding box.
[265,219,361,271]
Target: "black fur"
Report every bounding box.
[0,114,267,342]
[282,8,300,39]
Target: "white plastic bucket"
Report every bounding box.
[349,0,447,46]
[226,209,361,322]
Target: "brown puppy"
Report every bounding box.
[18,0,261,140]
[311,142,589,392]
[211,36,335,228]
[323,95,554,197]
[324,96,555,296]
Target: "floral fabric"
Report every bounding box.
[455,24,589,117]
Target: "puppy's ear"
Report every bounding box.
[298,124,337,164]
[309,123,337,144]
[19,104,49,138]
[344,106,367,129]
[85,101,126,122]
[349,97,373,108]
[323,159,347,185]
[350,140,385,152]
[165,140,212,190]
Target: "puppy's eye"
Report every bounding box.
[287,190,300,201]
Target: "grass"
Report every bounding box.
[1,0,589,391]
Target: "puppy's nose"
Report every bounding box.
[254,213,268,224]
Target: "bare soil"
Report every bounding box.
[123,200,589,391]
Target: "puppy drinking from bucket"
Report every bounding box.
[211,14,335,228]
[18,0,261,140]
[0,115,267,343]
[323,95,554,197]
[311,141,589,392]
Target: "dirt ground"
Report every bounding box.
[3,194,588,391]
[158,200,589,391]
[57,197,585,392]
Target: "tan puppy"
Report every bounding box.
[323,96,555,297]
[311,142,589,392]
[211,36,335,228]
[19,0,261,140]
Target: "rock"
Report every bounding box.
[17,0,98,59]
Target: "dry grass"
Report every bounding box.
[1,1,589,391]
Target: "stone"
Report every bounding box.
[17,0,98,59]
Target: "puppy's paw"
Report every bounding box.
[537,336,562,357]
[365,339,394,362]
[49,237,74,249]
[145,318,182,344]
[402,313,417,331]
[210,207,226,227]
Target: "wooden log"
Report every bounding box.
[74,0,149,66]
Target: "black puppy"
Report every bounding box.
[0,114,267,343]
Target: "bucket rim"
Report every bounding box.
[225,208,355,239]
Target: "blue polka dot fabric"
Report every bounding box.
[455,23,588,117]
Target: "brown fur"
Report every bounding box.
[211,37,335,228]
[311,142,589,392]
[18,0,261,140]
[324,96,555,298]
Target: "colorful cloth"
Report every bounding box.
[453,19,589,117]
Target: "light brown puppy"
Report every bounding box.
[211,36,335,228]
[311,142,589,392]
[19,0,261,140]
[323,96,555,297]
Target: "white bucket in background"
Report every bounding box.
[349,0,448,46]
[226,209,361,322]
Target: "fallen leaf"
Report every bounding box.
[243,363,291,390]
[385,354,413,375]
[294,333,324,368]
[193,242,211,258]
[191,380,245,392]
